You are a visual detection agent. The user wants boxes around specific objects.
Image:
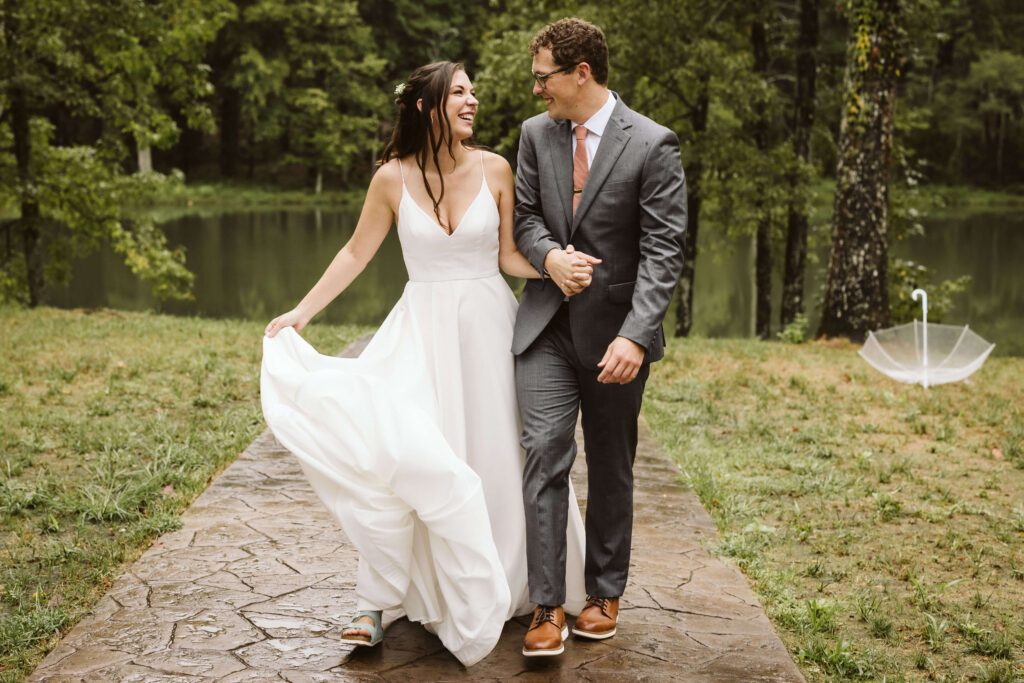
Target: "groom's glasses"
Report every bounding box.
[532,63,578,90]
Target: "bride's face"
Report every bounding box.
[438,70,477,142]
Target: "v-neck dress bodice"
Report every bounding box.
[397,160,500,282]
[261,152,588,666]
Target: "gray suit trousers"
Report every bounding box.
[516,303,649,605]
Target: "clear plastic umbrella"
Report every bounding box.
[859,289,995,388]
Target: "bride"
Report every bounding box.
[261,61,593,666]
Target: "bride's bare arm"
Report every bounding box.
[265,163,399,337]
[492,155,541,279]
[492,154,596,286]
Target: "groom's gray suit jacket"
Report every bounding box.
[512,96,687,366]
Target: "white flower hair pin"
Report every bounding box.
[394,83,406,96]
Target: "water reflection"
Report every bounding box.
[47,209,409,327]
[895,213,1024,356]
[44,208,1024,355]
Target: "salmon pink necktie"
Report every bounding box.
[572,126,589,215]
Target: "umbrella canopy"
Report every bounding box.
[858,289,995,388]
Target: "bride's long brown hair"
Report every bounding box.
[379,61,480,233]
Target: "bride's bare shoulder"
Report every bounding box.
[481,151,513,185]
[374,158,405,185]
[370,158,406,196]
[481,150,512,172]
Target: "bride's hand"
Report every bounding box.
[265,309,310,338]
[561,244,599,296]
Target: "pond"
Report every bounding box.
[44,207,1024,355]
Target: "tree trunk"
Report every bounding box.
[945,127,963,182]
[220,85,241,178]
[178,118,203,178]
[137,145,153,173]
[751,16,772,339]
[781,0,818,328]
[755,219,772,338]
[818,0,899,341]
[674,180,701,338]
[673,78,709,338]
[315,168,323,195]
[996,111,1005,177]
[11,88,45,307]
[248,129,256,180]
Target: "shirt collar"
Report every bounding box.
[572,91,616,137]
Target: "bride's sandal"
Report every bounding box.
[340,610,383,647]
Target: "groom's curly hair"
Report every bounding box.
[530,18,609,85]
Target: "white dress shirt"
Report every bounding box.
[571,92,616,165]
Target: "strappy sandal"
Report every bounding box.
[340,610,383,647]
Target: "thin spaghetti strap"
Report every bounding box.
[478,150,488,191]
[398,159,407,186]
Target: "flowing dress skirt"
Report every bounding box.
[261,274,586,666]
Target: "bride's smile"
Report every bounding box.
[443,70,478,140]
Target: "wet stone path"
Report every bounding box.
[31,334,804,682]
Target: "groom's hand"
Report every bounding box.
[597,336,645,384]
[545,245,601,297]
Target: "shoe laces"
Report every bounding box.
[530,605,560,631]
[586,596,611,616]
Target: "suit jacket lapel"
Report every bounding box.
[571,101,632,233]
[545,119,574,238]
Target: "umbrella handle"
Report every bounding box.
[912,289,928,386]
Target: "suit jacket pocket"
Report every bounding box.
[602,179,635,194]
[607,281,636,304]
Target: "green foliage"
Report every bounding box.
[889,258,971,324]
[910,46,1024,185]
[961,50,1024,122]
[0,0,233,305]
[3,0,1021,330]
[778,313,810,344]
[0,121,193,305]
[358,0,491,77]
[0,0,233,147]
[896,0,1024,185]
[472,7,551,155]
[231,0,387,190]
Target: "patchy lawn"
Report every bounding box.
[0,307,368,681]
[645,336,1023,681]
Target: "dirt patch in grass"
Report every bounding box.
[646,337,1024,681]
[0,307,369,681]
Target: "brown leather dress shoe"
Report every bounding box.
[572,596,619,639]
[522,605,567,656]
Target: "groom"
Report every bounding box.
[513,18,687,656]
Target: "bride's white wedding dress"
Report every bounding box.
[260,153,586,666]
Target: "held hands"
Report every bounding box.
[597,336,645,384]
[265,309,310,338]
[544,245,602,297]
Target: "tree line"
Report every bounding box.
[2,0,1022,340]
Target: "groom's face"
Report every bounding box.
[531,47,578,120]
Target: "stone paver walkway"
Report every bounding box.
[31,334,804,682]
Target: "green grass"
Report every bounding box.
[0,307,369,681]
[644,336,1024,681]
[3,307,1021,680]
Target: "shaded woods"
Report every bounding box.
[2,0,1023,339]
